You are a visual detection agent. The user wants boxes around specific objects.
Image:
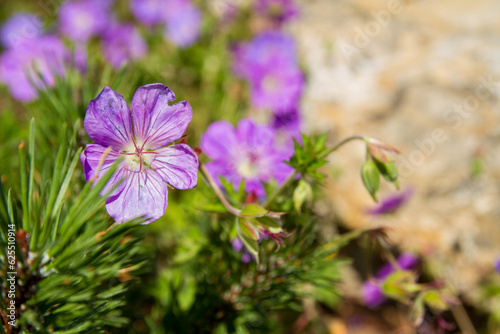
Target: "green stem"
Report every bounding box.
[263,171,297,209]
[318,135,367,160]
[450,303,477,334]
[200,163,241,216]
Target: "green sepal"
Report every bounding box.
[422,290,448,311]
[255,216,282,234]
[374,158,399,189]
[361,161,380,201]
[236,218,259,263]
[239,204,268,218]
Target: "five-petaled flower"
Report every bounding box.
[200,118,293,198]
[81,83,199,224]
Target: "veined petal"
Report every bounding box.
[151,144,199,190]
[200,121,238,160]
[105,169,168,224]
[80,144,128,197]
[84,87,133,149]
[130,83,192,149]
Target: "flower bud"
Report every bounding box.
[361,161,380,201]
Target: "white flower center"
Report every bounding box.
[237,159,259,178]
[122,141,157,172]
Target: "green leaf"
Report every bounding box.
[314,133,328,153]
[361,161,380,201]
[178,275,197,312]
[423,290,448,311]
[240,204,268,218]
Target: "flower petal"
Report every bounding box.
[105,169,168,224]
[236,118,274,149]
[84,87,133,149]
[200,121,238,160]
[245,179,266,198]
[151,144,199,190]
[130,83,192,149]
[204,160,240,186]
[80,144,128,196]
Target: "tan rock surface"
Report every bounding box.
[291,0,500,299]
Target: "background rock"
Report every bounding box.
[290,0,500,300]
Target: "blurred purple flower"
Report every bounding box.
[367,188,413,215]
[233,32,297,79]
[250,65,303,112]
[101,22,147,69]
[130,0,166,25]
[71,43,88,72]
[0,36,67,101]
[1,12,42,48]
[130,0,202,48]
[495,258,500,273]
[362,253,419,308]
[271,108,301,157]
[80,84,199,224]
[200,118,293,198]
[59,0,113,43]
[255,0,299,23]
[163,0,202,48]
[233,32,303,112]
[231,237,255,263]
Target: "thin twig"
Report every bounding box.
[199,163,241,216]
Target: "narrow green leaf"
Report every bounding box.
[52,147,83,221]
[19,141,28,230]
[28,119,35,227]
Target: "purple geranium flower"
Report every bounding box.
[163,0,202,48]
[130,0,166,26]
[59,0,113,43]
[249,65,304,111]
[1,12,43,48]
[80,84,199,224]
[233,31,297,79]
[233,32,303,112]
[495,258,500,273]
[255,0,299,23]
[101,22,147,69]
[271,107,301,158]
[367,188,414,215]
[362,253,419,308]
[0,36,67,101]
[200,118,293,198]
